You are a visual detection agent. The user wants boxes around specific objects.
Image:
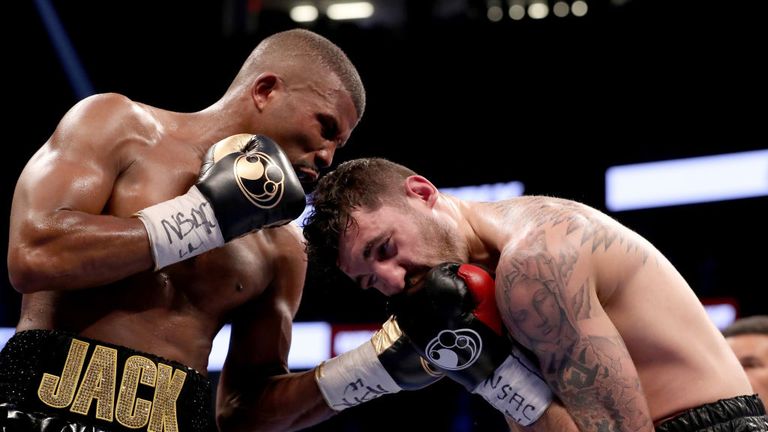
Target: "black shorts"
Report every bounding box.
[655,394,768,432]
[0,330,215,432]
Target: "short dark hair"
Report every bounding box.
[722,315,768,337]
[303,158,416,278]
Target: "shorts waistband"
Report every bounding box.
[0,329,214,432]
[655,394,767,432]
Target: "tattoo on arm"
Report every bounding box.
[571,281,592,321]
[498,235,651,431]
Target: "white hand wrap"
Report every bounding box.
[315,341,401,411]
[136,186,225,270]
[472,348,553,426]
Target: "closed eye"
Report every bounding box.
[358,234,392,290]
[511,310,528,324]
[378,237,393,259]
[317,114,339,142]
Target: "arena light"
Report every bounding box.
[527,1,549,19]
[704,303,738,331]
[290,5,319,22]
[441,181,524,201]
[553,1,570,17]
[508,4,526,20]
[34,0,94,98]
[326,2,374,20]
[606,149,768,211]
[0,327,15,350]
[333,329,377,356]
[487,0,504,22]
[207,324,232,371]
[571,0,589,17]
[288,322,333,369]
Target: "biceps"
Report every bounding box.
[18,146,116,215]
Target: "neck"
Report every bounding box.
[174,96,256,156]
[435,194,493,265]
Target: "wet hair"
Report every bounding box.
[722,315,768,337]
[230,28,365,119]
[303,158,416,277]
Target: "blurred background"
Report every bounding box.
[2,0,767,430]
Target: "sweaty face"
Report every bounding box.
[726,334,768,399]
[338,203,463,296]
[258,72,358,185]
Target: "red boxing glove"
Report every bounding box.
[456,264,503,335]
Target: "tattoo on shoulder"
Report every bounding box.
[523,197,650,264]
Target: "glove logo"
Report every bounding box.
[233,152,286,209]
[424,329,483,371]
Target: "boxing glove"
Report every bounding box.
[315,316,443,411]
[137,134,306,269]
[390,263,552,426]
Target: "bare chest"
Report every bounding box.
[160,235,276,314]
[107,142,204,217]
[25,233,276,371]
[38,139,278,332]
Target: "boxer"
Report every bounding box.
[303,157,767,431]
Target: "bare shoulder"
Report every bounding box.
[269,222,306,252]
[259,223,308,272]
[50,93,158,155]
[482,195,594,232]
[503,195,596,226]
[501,196,646,257]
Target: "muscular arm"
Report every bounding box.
[216,230,334,432]
[495,229,653,432]
[8,94,154,293]
[506,399,578,432]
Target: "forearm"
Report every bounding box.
[541,337,652,431]
[9,210,153,292]
[555,377,653,432]
[506,399,579,432]
[217,369,335,432]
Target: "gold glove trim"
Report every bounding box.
[371,316,402,355]
[211,134,253,161]
[372,316,444,379]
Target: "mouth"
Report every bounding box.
[295,166,319,183]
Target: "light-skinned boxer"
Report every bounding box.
[303,157,767,431]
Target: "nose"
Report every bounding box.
[314,143,337,169]
[372,261,406,296]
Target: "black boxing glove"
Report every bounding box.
[137,134,305,269]
[391,263,552,426]
[315,316,443,411]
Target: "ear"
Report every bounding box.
[404,175,439,208]
[251,72,280,111]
